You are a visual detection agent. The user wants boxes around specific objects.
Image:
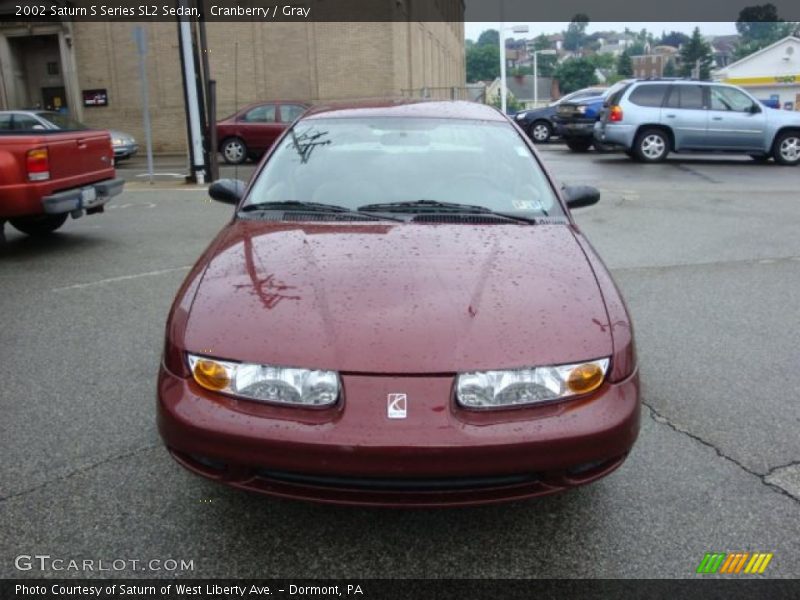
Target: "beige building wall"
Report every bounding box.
[1,2,465,153]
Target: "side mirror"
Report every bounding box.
[749,103,761,114]
[208,178,245,205]
[563,185,600,209]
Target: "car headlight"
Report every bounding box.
[112,138,123,146]
[576,106,588,114]
[187,353,340,407]
[514,112,526,120]
[456,358,609,409]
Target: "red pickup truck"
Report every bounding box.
[0,122,124,238]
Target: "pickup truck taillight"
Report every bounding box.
[26,148,50,182]
[609,105,623,122]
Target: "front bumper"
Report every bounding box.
[553,118,596,139]
[157,365,640,507]
[42,178,124,215]
[113,144,138,159]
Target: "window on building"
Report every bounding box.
[47,61,59,75]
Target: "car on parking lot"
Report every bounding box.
[594,79,800,164]
[0,110,137,160]
[552,82,634,153]
[216,101,309,164]
[514,87,606,143]
[0,112,123,237]
[158,99,640,507]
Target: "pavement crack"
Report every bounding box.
[644,402,800,505]
[670,163,721,184]
[0,444,160,503]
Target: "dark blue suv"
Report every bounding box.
[552,80,634,152]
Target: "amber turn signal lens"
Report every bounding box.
[192,359,231,391]
[566,363,604,394]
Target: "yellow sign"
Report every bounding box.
[723,75,799,85]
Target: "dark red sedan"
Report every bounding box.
[216,101,308,164]
[158,100,640,507]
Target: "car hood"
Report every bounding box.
[184,220,612,373]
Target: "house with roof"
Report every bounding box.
[707,34,740,69]
[714,36,800,111]
[486,75,554,109]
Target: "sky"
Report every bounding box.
[464,22,738,43]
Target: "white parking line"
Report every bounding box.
[53,266,191,292]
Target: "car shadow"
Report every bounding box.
[0,231,107,260]
[594,155,767,167]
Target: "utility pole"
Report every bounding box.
[177,0,206,184]
[133,26,154,184]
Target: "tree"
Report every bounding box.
[679,27,714,80]
[616,50,633,77]
[563,14,590,52]
[510,53,557,78]
[490,93,523,114]
[734,4,798,58]
[663,59,677,77]
[532,33,551,51]
[477,29,500,48]
[466,43,500,82]
[587,53,615,70]
[659,31,690,48]
[628,41,647,56]
[554,58,598,94]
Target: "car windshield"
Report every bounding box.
[245,117,562,218]
[37,111,88,130]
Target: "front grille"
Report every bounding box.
[258,469,539,491]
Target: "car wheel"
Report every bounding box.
[565,138,592,153]
[634,128,669,163]
[748,154,771,163]
[528,121,552,143]
[772,131,800,166]
[10,213,68,236]
[221,137,248,165]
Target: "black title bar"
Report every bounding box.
[2,0,800,22]
[3,579,800,600]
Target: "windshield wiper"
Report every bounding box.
[242,200,352,213]
[357,199,549,223]
[358,199,495,213]
[240,200,403,221]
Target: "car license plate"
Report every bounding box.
[81,186,98,207]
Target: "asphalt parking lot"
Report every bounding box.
[1,145,799,579]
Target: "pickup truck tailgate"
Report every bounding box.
[47,130,114,183]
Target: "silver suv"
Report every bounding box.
[594,80,800,165]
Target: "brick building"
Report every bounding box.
[632,46,679,79]
[0,6,465,152]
